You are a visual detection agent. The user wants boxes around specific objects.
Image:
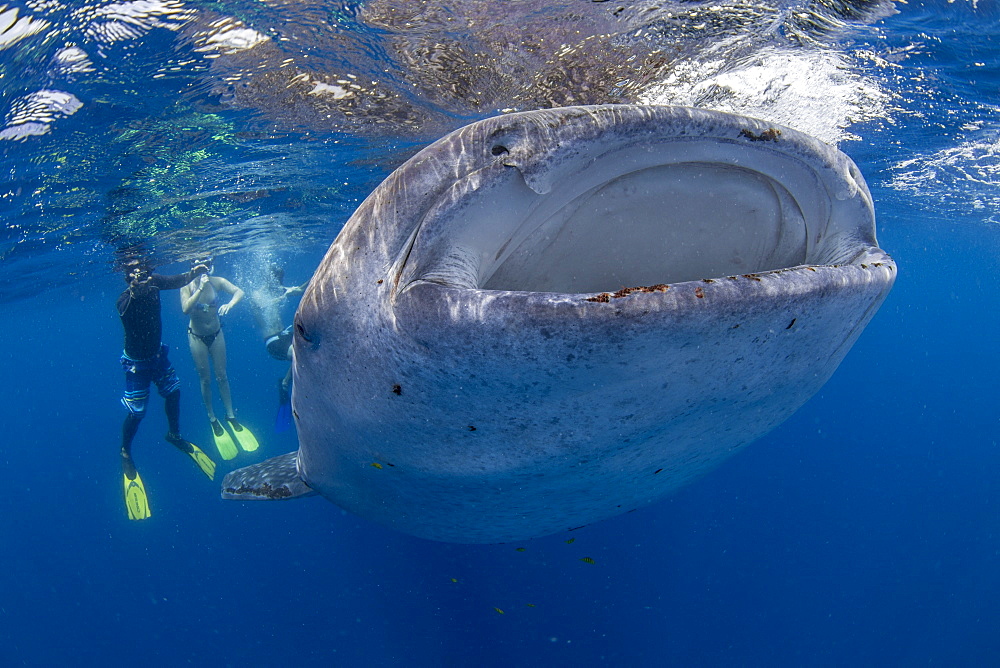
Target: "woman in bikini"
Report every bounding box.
[180,257,259,460]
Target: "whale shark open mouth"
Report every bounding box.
[484,161,813,293]
[402,116,876,296]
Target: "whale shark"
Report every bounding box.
[222,104,895,543]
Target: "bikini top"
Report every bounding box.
[196,292,220,312]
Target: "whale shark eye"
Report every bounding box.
[490,144,509,156]
[294,315,314,344]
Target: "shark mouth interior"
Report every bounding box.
[458,139,873,295]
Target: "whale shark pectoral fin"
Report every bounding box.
[221,451,316,500]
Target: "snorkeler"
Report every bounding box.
[181,256,260,460]
[267,324,296,433]
[117,257,217,521]
[249,264,308,433]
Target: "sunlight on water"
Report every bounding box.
[641,46,891,145]
[0,0,996,301]
[891,131,1000,224]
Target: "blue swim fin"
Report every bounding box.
[274,378,292,433]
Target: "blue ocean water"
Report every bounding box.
[1,0,998,665]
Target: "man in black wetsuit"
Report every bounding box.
[117,259,217,520]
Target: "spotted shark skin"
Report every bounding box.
[223,105,895,544]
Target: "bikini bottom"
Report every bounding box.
[189,326,221,349]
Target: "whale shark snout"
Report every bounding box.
[223,105,895,544]
[390,105,876,299]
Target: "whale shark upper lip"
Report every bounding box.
[389,106,878,299]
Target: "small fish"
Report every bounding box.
[579,557,595,565]
[494,607,504,615]
[565,538,575,544]
[370,462,383,469]
[450,578,458,583]
[526,603,536,608]
[515,547,526,552]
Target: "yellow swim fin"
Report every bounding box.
[226,417,260,453]
[165,433,217,479]
[124,471,151,520]
[210,418,239,460]
[187,444,217,480]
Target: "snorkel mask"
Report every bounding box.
[192,256,214,274]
